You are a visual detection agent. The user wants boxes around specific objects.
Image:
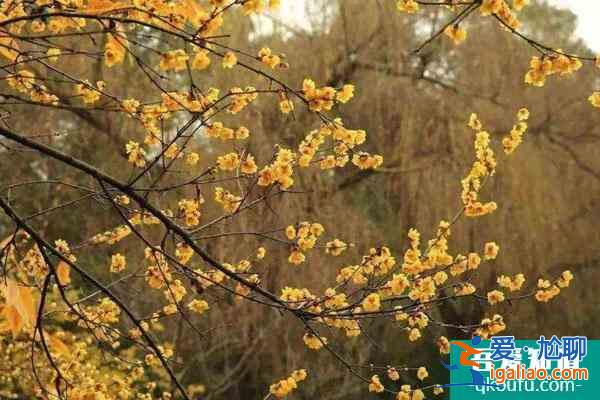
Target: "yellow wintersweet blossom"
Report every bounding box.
[368,375,384,393]
[455,283,476,296]
[269,369,307,398]
[588,92,600,108]
[517,107,530,121]
[444,25,467,45]
[480,0,503,16]
[387,367,400,381]
[258,47,281,68]
[325,239,347,256]
[524,56,553,87]
[408,327,421,342]
[222,51,238,68]
[122,98,139,114]
[279,98,294,114]
[104,34,126,67]
[217,152,240,171]
[483,242,500,260]
[125,141,146,168]
[396,0,419,13]
[256,247,266,259]
[75,80,105,104]
[303,333,326,350]
[164,143,181,160]
[352,152,383,170]
[417,366,429,381]
[302,78,336,112]
[513,0,529,11]
[437,336,451,354]
[475,314,507,338]
[46,47,61,62]
[336,84,355,103]
[214,187,242,213]
[178,198,203,227]
[159,49,189,72]
[185,152,200,166]
[187,299,209,314]
[362,293,381,312]
[487,290,506,305]
[497,273,526,291]
[288,249,305,265]
[191,50,211,70]
[109,253,126,273]
[241,154,258,174]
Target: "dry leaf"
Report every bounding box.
[56,261,71,286]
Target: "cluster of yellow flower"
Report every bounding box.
[269,369,307,398]
[216,152,241,172]
[187,298,209,315]
[368,374,385,393]
[90,224,132,245]
[258,47,286,69]
[129,210,161,226]
[479,0,522,29]
[502,108,530,154]
[258,147,296,188]
[297,118,381,171]
[146,252,172,290]
[214,187,242,213]
[159,49,189,72]
[497,273,526,291]
[228,86,258,114]
[444,25,468,45]
[397,385,425,400]
[192,49,211,70]
[125,141,147,168]
[302,79,354,112]
[280,286,315,304]
[336,246,396,286]
[104,33,126,67]
[396,0,419,14]
[302,332,326,350]
[161,91,218,114]
[241,0,281,16]
[6,70,58,105]
[525,54,582,87]
[178,197,203,227]
[462,113,498,217]
[75,80,105,104]
[475,314,506,339]
[589,92,600,108]
[110,253,127,273]
[285,221,325,265]
[535,270,573,302]
[437,336,451,354]
[487,290,506,305]
[325,238,348,256]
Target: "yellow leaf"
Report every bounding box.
[2,305,23,337]
[2,278,19,306]
[0,34,19,62]
[56,261,71,286]
[48,333,70,357]
[2,279,38,327]
[17,286,37,326]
